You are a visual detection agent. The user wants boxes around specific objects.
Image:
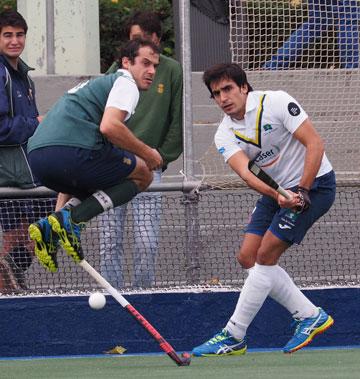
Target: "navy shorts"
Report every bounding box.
[28,144,137,199]
[245,171,336,245]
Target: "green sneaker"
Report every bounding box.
[29,218,59,272]
[48,208,85,263]
[192,329,247,357]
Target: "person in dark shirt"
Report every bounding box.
[0,10,44,293]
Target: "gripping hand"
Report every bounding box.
[295,186,311,213]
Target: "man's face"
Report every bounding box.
[0,26,26,59]
[210,78,248,120]
[129,24,160,46]
[122,46,159,90]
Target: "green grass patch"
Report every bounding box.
[1,349,359,379]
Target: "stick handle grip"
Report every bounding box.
[277,185,291,200]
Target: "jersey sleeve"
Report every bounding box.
[105,75,139,121]
[270,90,308,134]
[214,117,242,162]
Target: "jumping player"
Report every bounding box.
[27,39,161,272]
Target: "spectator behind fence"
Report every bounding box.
[264,0,359,69]
[99,11,183,288]
[0,10,44,292]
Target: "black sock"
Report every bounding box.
[71,179,139,223]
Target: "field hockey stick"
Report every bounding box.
[248,159,291,199]
[79,259,191,366]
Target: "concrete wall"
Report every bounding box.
[18,0,100,75]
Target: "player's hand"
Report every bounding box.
[294,186,311,213]
[277,190,297,209]
[145,148,163,171]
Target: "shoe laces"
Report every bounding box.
[290,319,302,335]
[208,330,230,345]
[290,315,316,336]
[63,209,85,237]
[48,230,59,253]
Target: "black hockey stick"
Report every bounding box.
[248,159,291,199]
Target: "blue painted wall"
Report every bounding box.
[1,288,359,357]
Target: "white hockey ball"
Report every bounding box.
[88,292,106,310]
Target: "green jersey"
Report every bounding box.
[28,71,138,152]
[106,54,183,166]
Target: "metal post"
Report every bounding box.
[179,0,194,178]
[46,0,55,74]
[178,1,201,283]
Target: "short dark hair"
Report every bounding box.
[124,11,162,39]
[0,10,28,34]
[120,38,160,65]
[203,63,253,97]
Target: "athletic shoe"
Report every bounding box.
[48,208,85,263]
[29,218,59,273]
[283,307,334,353]
[192,329,247,357]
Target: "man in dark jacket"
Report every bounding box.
[0,10,44,292]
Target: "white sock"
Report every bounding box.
[225,263,278,340]
[269,265,318,319]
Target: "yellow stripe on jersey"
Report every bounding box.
[234,94,266,148]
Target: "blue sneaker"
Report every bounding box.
[192,329,247,357]
[48,208,85,263]
[29,218,59,273]
[283,308,334,353]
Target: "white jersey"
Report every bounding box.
[106,69,139,122]
[215,90,332,188]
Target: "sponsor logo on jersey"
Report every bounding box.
[157,83,164,93]
[68,80,89,93]
[288,102,301,116]
[263,124,272,131]
[123,157,132,165]
[218,147,225,154]
[255,145,280,167]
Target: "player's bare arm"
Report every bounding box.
[100,107,163,170]
[227,150,298,208]
[293,118,324,190]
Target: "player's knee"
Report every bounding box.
[237,251,255,269]
[256,249,277,265]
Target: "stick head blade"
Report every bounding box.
[179,352,191,366]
